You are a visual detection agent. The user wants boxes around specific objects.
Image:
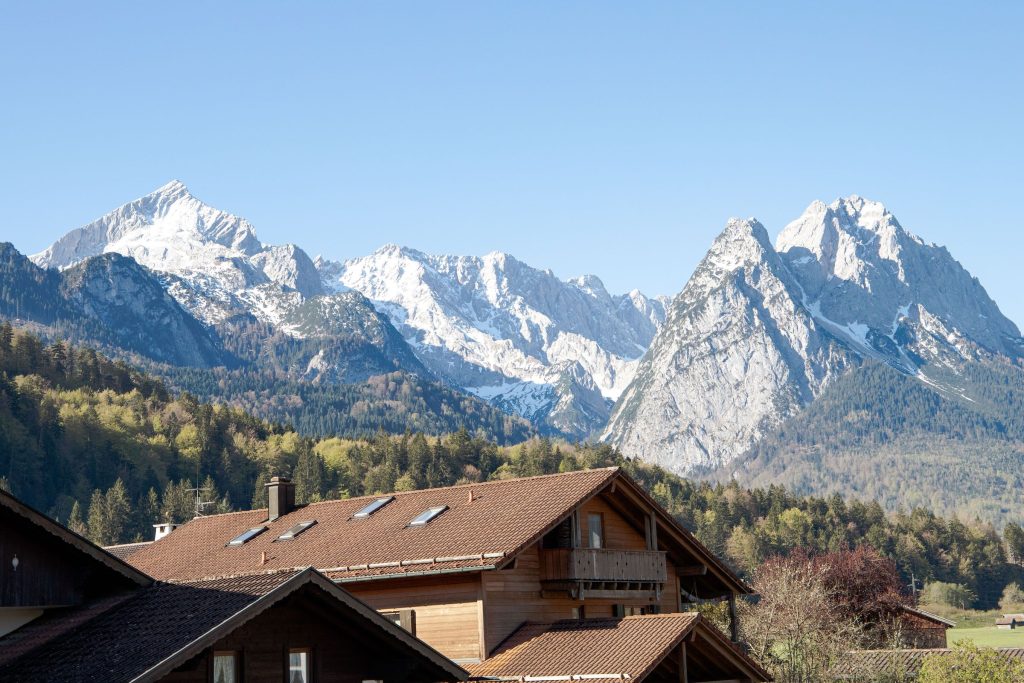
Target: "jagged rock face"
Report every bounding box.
[60,254,226,367]
[603,219,857,472]
[778,196,1023,362]
[280,290,429,383]
[32,180,322,325]
[323,245,666,436]
[0,242,225,367]
[605,199,1024,475]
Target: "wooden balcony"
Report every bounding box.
[540,548,667,598]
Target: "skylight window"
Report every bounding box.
[353,496,394,519]
[408,506,447,527]
[227,526,267,546]
[277,520,317,541]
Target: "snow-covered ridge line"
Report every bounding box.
[33,180,666,438]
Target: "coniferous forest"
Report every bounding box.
[1,324,1021,610]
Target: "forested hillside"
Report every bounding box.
[2,325,1020,610]
[726,362,1024,526]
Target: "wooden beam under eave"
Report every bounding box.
[677,565,708,576]
[649,509,658,551]
[680,642,688,683]
[728,594,738,643]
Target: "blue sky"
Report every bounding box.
[2,3,1022,323]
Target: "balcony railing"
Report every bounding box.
[540,548,668,584]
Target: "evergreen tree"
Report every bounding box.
[66,499,87,536]
[86,489,108,545]
[104,479,131,544]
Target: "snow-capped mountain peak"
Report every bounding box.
[33,181,319,324]
[34,182,665,437]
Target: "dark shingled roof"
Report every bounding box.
[0,568,468,683]
[125,468,749,596]
[466,614,770,682]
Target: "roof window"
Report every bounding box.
[277,520,317,541]
[408,506,448,527]
[227,526,267,546]
[353,496,394,519]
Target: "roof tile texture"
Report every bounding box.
[833,648,1024,679]
[467,614,699,679]
[129,468,619,581]
[0,571,299,682]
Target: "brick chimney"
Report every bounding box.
[265,476,295,521]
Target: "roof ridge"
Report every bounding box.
[176,467,622,520]
[165,566,310,584]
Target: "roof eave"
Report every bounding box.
[0,489,152,588]
[134,568,468,683]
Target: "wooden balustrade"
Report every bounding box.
[540,548,668,583]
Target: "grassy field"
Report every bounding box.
[918,604,1024,648]
[948,626,1024,648]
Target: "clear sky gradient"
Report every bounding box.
[2,3,1022,324]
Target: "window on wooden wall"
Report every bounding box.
[612,605,653,617]
[288,648,311,683]
[212,651,238,683]
[381,609,416,634]
[571,605,586,620]
[587,513,604,549]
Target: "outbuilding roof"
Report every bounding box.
[466,614,770,682]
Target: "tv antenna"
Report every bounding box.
[186,462,215,518]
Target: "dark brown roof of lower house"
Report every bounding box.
[0,568,467,683]
[466,614,770,682]
[125,468,749,596]
[832,648,1024,679]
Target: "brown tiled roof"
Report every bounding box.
[466,614,770,682]
[128,468,621,582]
[0,568,468,683]
[103,541,152,561]
[832,648,1024,679]
[126,468,750,596]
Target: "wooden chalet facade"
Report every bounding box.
[0,488,466,683]
[125,468,770,682]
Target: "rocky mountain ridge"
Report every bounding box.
[604,196,1024,474]
[31,182,665,437]
[320,244,667,435]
